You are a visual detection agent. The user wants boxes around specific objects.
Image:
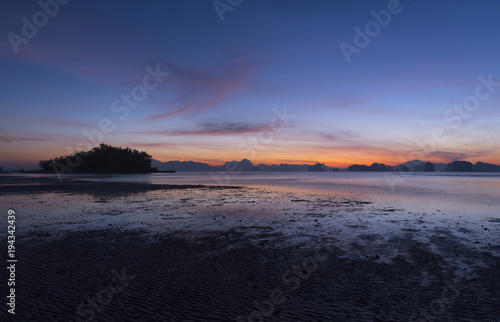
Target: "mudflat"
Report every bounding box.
[0,176,499,321]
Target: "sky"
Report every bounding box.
[1,0,500,170]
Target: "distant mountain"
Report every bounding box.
[474,162,500,172]
[220,159,254,172]
[347,163,388,171]
[433,163,447,172]
[393,160,435,172]
[424,162,435,172]
[369,163,388,171]
[347,164,369,171]
[445,161,474,172]
[151,158,500,173]
[150,159,165,169]
[308,163,325,171]
[255,163,310,171]
[154,160,213,171]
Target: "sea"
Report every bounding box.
[2,171,499,219]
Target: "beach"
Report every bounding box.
[0,174,499,321]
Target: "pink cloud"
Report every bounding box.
[143,62,252,121]
[127,122,269,137]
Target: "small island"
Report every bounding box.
[39,144,160,174]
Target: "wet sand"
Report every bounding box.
[0,176,499,321]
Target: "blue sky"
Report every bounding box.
[1,0,500,169]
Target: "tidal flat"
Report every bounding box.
[0,174,499,321]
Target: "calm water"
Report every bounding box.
[86,171,500,216]
[1,172,499,256]
[3,171,500,218]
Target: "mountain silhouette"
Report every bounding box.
[147,158,500,173]
[347,163,388,171]
[393,160,436,172]
[308,163,325,171]
[445,161,473,172]
[254,163,310,171]
[474,161,500,172]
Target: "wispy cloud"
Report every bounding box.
[318,130,359,140]
[0,136,51,143]
[130,121,268,137]
[428,150,486,162]
[229,56,246,67]
[143,61,251,121]
[178,122,268,135]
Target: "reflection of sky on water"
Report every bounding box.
[1,172,498,236]
[50,172,500,218]
[1,172,498,277]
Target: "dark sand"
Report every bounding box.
[1,176,499,321]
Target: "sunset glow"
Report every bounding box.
[2,1,500,170]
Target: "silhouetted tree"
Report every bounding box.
[39,144,157,173]
[39,160,54,171]
[0,166,2,172]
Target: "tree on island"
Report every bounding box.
[39,144,157,173]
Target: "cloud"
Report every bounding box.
[143,62,252,121]
[181,122,268,135]
[427,150,486,162]
[319,130,359,140]
[0,114,90,128]
[127,122,269,137]
[129,142,180,149]
[229,56,246,67]
[0,136,51,143]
